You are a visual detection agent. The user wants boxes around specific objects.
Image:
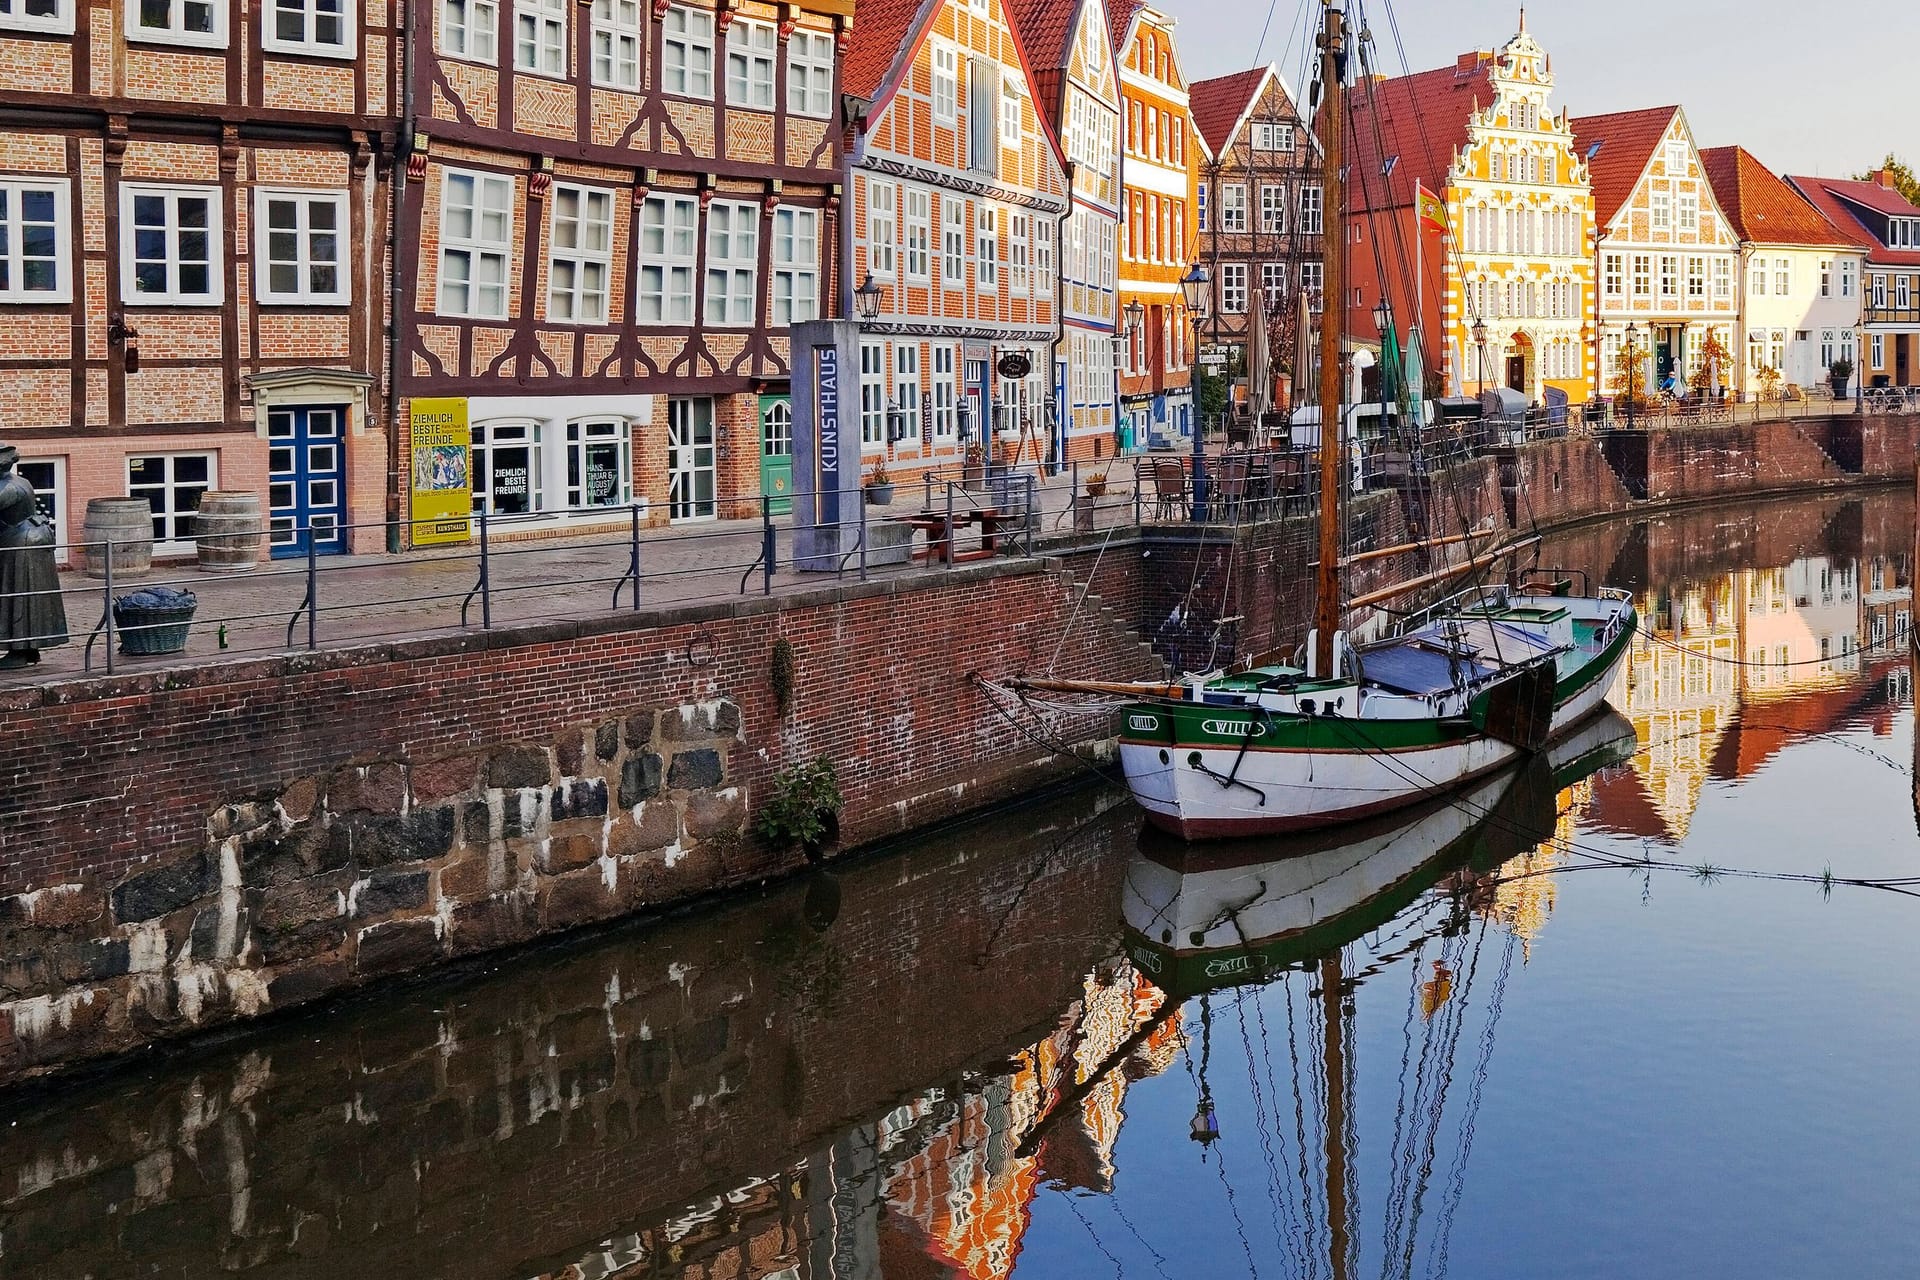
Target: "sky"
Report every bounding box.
[1157,0,1917,179]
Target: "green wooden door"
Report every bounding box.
[759,395,793,515]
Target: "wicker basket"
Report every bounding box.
[113,589,198,656]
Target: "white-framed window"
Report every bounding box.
[125,0,226,47]
[127,453,215,547]
[1197,183,1208,232]
[1219,184,1247,233]
[770,205,818,327]
[1220,263,1247,314]
[787,29,835,118]
[1901,276,1913,310]
[662,3,714,98]
[1259,184,1286,234]
[1871,274,1886,308]
[1298,184,1323,235]
[1819,259,1832,298]
[1659,255,1678,297]
[1261,261,1286,305]
[1035,219,1052,298]
[1841,260,1856,298]
[1774,258,1790,295]
[264,0,351,56]
[1009,212,1029,294]
[1651,189,1671,231]
[860,341,886,446]
[1820,330,1836,368]
[15,458,65,558]
[933,344,958,440]
[565,419,631,510]
[725,18,777,110]
[439,0,497,61]
[471,421,543,515]
[254,189,348,305]
[636,193,697,324]
[1677,191,1698,234]
[547,182,614,324]
[1872,333,1884,367]
[903,188,930,283]
[1300,260,1323,309]
[1252,121,1294,152]
[121,184,222,305]
[437,169,512,319]
[940,196,965,285]
[1686,256,1705,299]
[513,0,565,76]
[1750,259,1767,296]
[1631,253,1650,297]
[894,343,920,445]
[976,203,997,290]
[868,180,896,279]
[0,179,69,303]
[589,0,642,90]
[931,41,958,123]
[0,0,76,35]
[704,200,759,326]
[1001,77,1023,147]
[1665,141,1686,175]
[1713,257,1732,300]
[1602,252,1622,298]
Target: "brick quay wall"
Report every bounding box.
[0,413,1912,1086]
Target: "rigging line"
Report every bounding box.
[1429,923,1518,1280]
[1340,945,1363,1280]
[1048,1181,1131,1280]
[1214,1133,1267,1280]
[1234,989,1316,1277]
[1253,975,1319,1272]
[1285,971,1328,1280]
[1378,933,1429,1278]
[1049,513,1131,675]
[1103,1184,1180,1280]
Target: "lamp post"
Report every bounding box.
[1855,325,1865,415]
[1181,262,1211,522]
[1374,300,1394,453]
[1122,298,1145,449]
[1624,322,1639,431]
[1471,315,1488,401]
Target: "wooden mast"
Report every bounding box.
[1312,1,1348,677]
[1320,953,1353,1280]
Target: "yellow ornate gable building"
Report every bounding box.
[1348,16,1595,405]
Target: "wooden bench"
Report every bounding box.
[885,507,1005,563]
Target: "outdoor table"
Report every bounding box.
[886,507,1004,563]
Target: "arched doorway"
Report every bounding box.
[1507,331,1535,399]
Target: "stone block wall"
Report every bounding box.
[0,560,1162,1084]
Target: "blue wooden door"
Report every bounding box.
[268,406,348,557]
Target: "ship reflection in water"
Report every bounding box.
[1,495,1918,1279]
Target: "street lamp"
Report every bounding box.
[1855,326,1865,415]
[1121,299,1145,450]
[1471,315,1488,399]
[1180,262,1211,522]
[1374,300,1394,443]
[1624,323,1640,431]
[854,272,882,324]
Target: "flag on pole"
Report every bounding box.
[1416,182,1448,234]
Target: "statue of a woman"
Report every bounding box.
[0,443,68,669]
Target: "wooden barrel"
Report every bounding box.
[193,491,264,572]
[81,498,154,580]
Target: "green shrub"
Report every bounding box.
[755,758,843,855]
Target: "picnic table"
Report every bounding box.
[885,507,1006,563]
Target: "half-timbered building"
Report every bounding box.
[1572,105,1738,397]
[1006,0,1122,465]
[1114,3,1198,450]
[407,0,853,527]
[1191,64,1318,412]
[0,0,397,558]
[843,0,1071,476]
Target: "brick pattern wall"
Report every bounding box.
[0,560,1160,1081]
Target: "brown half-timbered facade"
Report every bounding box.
[406,0,853,527]
[0,0,396,558]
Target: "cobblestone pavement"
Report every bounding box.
[1,460,1180,689]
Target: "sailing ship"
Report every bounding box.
[1014,2,1635,839]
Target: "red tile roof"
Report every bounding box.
[843,0,936,101]
[1818,173,1920,219]
[1003,0,1083,129]
[1568,105,1680,228]
[1699,146,1858,249]
[1343,55,1497,212]
[1109,0,1141,60]
[1189,66,1269,158]
[1787,174,1920,267]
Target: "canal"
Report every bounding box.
[3,489,1916,1279]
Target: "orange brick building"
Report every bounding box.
[0,0,396,559]
[843,0,1071,477]
[404,0,854,529]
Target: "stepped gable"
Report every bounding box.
[1189,66,1269,158]
[842,0,936,100]
[1568,104,1680,227]
[1343,53,1498,212]
[1700,146,1861,248]
[1788,173,1920,267]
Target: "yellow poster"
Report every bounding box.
[409,397,472,546]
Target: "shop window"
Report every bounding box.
[471,422,542,515]
[565,419,631,510]
[127,452,214,546]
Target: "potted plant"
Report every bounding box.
[1828,357,1853,399]
[863,463,894,506]
[1083,470,1109,498]
[113,587,197,656]
[961,439,987,486]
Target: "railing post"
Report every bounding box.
[945,478,955,570]
[629,504,642,610]
[305,533,318,650]
[1025,473,1036,556]
[857,485,869,582]
[478,509,492,630]
[761,495,775,596]
[102,539,114,676]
